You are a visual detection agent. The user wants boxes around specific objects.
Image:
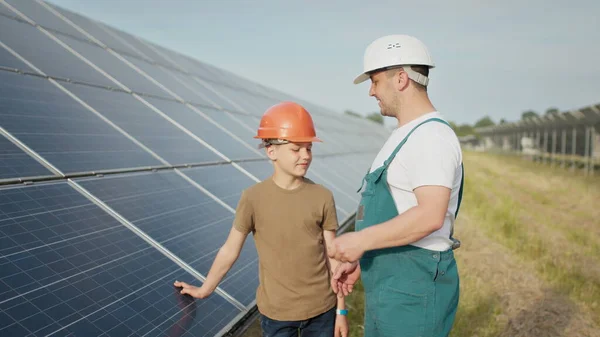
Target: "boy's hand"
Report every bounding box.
[334,314,349,337]
[173,280,211,299]
[331,261,361,297]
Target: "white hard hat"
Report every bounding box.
[353,34,435,86]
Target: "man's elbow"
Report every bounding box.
[422,209,446,232]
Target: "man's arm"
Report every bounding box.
[359,184,450,251]
[328,185,452,263]
[175,227,248,298]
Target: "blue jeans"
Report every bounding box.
[260,307,336,337]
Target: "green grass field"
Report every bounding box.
[243,151,600,337]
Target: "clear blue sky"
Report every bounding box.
[48,0,600,127]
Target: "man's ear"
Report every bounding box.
[395,69,410,91]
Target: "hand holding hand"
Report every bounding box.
[327,232,366,263]
[331,261,361,297]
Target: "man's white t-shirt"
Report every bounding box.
[369,111,463,252]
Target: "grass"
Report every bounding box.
[242,151,600,337]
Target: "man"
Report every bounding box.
[327,35,464,337]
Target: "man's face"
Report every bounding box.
[369,70,400,117]
[267,142,313,177]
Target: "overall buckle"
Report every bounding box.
[451,238,461,250]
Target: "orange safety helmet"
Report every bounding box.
[254,101,322,145]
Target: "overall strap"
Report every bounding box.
[454,164,464,219]
[382,117,451,169]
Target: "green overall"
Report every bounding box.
[356,118,463,337]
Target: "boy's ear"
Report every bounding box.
[265,145,277,161]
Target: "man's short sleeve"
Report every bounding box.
[233,190,254,234]
[322,192,339,231]
[404,125,462,190]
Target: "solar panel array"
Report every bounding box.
[0,1,389,336]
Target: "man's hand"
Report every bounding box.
[328,231,367,263]
[331,261,361,297]
[173,281,211,299]
[334,314,349,337]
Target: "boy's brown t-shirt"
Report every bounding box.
[233,177,339,321]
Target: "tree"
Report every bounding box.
[545,107,560,116]
[500,118,508,124]
[344,110,361,118]
[521,110,539,120]
[366,112,384,125]
[474,116,495,128]
[455,124,475,137]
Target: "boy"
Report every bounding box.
[174,101,349,337]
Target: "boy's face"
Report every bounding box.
[266,142,312,177]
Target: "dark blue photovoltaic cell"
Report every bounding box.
[0,182,241,337]
[0,135,53,180]
[142,97,262,161]
[305,168,354,222]
[0,15,115,87]
[60,82,222,165]
[219,236,258,308]
[180,165,261,306]
[192,109,261,150]
[215,85,267,116]
[120,55,219,108]
[42,3,150,60]
[0,71,162,174]
[77,171,257,306]
[181,164,257,209]
[0,44,30,71]
[185,77,246,113]
[100,29,178,68]
[54,34,172,98]
[0,4,15,17]
[4,0,91,41]
[237,160,273,182]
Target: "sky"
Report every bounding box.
[47,0,600,127]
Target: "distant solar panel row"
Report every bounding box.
[0,1,388,336]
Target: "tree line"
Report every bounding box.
[344,107,560,137]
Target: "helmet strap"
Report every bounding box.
[402,66,429,86]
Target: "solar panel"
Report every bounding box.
[55,34,176,98]
[236,160,274,182]
[3,0,90,42]
[75,171,257,307]
[0,37,30,71]
[139,97,262,161]
[180,164,258,209]
[0,1,391,335]
[0,71,163,175]
[0,134,53,181]
[0,182,242,337]
[40,3,152,61]
[0,15,116,87]
[59,82,223,165]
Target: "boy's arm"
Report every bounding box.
[175,190,254,298]
[324,230,345,309]
[175,227,248,298]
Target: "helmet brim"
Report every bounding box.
[353,72,370,85]
[253,136,322,143]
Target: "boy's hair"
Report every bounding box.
[258,138,289,149]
